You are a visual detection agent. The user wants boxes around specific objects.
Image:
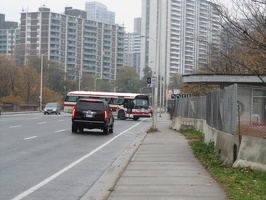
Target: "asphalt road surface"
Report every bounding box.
[0,112,151,200]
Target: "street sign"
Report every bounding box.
[171,94,192,99]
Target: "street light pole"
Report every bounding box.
[141,0,162,130]
[94,78,100,91]
[40,54,44,111]
[78,70,81,91]
[140,38,159,130]
[40,51,49,111]
[159,76,163,117]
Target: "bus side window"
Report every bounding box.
[126,100,134,109]
[113,98,124,105]
[124,99,129,108]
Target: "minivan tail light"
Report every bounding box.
[72,108,76,117]
[104,110,108,119]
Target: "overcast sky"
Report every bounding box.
[0,0,141,32]
[0,0,233,33]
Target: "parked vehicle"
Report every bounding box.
[157,107,166,113]
[44,102,61,115]
[71,98,114,135]
[148,106,154,116]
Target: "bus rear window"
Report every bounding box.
[76,101,104,111]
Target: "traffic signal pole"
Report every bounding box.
[153,82,158,131]
[147,76,157,131]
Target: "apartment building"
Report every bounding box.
[140,0,221,84]
[19,6,124,82]
[0,14,19,56]
[124,32,141,75]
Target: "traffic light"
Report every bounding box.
[147,77,151,84]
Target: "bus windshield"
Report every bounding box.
[133,98,149,109]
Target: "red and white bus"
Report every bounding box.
[64,91,151,120]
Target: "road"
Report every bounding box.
[0,112,151,200]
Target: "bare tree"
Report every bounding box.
[207,0,266,83]
[169,73,183,91]
[18,66,40,104]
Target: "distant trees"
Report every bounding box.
[169,73,183,91]
[113,66,140,93]
[0,54,149,105]
[0,55,68,104]
[94,78,113,92]
[18,66,40,103]
[0,55,22,102]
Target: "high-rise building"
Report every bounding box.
[0,14,19,56]
[85,1,115,24]
[134,18,142,34]
[18,6,124,82]
[124,18,141,76]
[140,0,221,84]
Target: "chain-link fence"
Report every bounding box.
[173,84,266,138]
[237,85,266,139]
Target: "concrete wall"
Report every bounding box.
[233,136,266,172]
[1,104,40,112]
[194,118,239,165]
[171,117,266,171]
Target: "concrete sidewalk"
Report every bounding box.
[101,113,228,200]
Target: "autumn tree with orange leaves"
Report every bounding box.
[0,55,60,104]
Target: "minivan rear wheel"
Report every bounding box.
[72,124,78,133]
[109,126,113,133]
[103,125,109,135]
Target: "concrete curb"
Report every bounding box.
[80,124,151,200]
[96,131,148,200]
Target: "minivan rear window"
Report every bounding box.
[76,101,104,111]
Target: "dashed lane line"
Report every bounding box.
[37,122,47,124]
[55,129,66,133]
[11,119,146,200]
[9,125,22,128]
[24,136,37,140]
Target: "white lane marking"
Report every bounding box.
[38,122,47,124]
[10,125,22,128]
[55,129,66,133]
[11,119,146,200]
[58,119,64,122]
[24,136,37,140]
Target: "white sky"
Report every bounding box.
[0,0,142,32]
[0,0,234,32]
